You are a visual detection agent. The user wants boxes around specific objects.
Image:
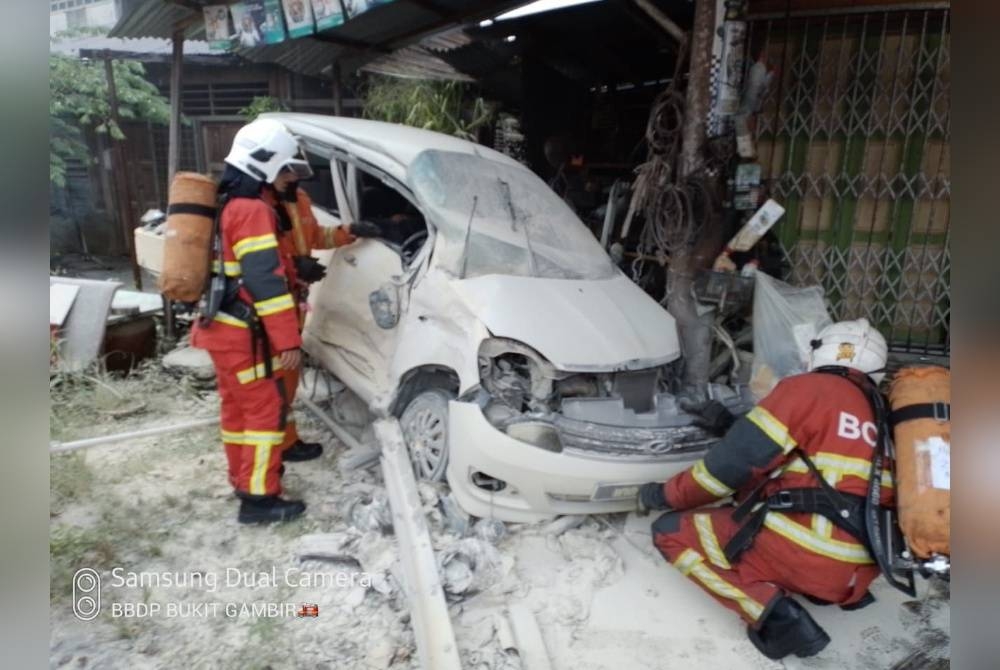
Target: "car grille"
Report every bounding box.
[552,415,718,460]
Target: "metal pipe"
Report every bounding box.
[50,417,219,453]
[298,396,364,452]
[631,0,686,43]
[167,27,184,183]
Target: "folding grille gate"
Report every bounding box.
[746,4,950,354]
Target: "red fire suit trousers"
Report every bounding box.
[210,349,286,497]
[652,508,881,628]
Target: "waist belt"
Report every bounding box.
[221,296,274,380]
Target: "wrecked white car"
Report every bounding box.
[269,113,747,522]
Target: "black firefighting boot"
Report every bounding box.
[282,440,323,462]
[747,596,831,660]
[237,496,306,524]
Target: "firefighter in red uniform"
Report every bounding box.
[637,319,892,659]
[191,119,374,524]
[269,179,382,463]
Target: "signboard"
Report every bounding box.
[342,0,395,20]
[311,0,345,30]
[203,5,233,51]
[282,0,316,38]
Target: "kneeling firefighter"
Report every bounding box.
[190,119,371,524]
[637,319,901,660]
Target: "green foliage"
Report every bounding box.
[360,75,495,141]
[239,96,289,121]
[49,53,170,186]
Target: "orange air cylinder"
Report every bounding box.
[888,366,950,558]
[159,172,218,302]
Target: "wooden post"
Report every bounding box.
[104,56,142,290]
[167,28,184,183]
[332,60,343,116]
[164,28,185,343]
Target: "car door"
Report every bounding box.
[303,153,410,400]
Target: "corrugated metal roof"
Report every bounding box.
[360,46,474,81]
[110,0,526,78]
[50,35,218,58]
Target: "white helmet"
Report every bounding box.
[808,318,888,381]
[223,118,313,184]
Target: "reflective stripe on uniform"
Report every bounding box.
[249,444,272,495]
[746,406,798,453]
[235,357,283,384]
[233,233,278,259]
[764,511,873,564]
[214,312,249,329]
[253,293,295,317]
[692,460,734,498]
[694,514,732,570]
[211,260,242,276]
[673,549,764,621]
[243,430,284,445]
[221,429,245,444]
[785,452,894,489]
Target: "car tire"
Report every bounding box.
[399,389,452,482]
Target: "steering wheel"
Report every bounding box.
[399,230,428,266]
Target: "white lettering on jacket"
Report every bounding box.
[837,411,877,448]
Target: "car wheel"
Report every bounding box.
[399,389,452,481]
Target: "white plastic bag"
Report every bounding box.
[750,272,832,398]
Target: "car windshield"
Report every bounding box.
[407,149,616,280]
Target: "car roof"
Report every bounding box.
[261,112,524,183]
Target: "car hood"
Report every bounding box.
[451,273,681,371]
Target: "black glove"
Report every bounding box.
[681,399,736,437]
[636,482,670,516]
[350,220,383,239]
[293,255,327,283]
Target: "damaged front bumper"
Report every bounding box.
[446,399,723,523]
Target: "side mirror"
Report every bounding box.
[369,283,400,329]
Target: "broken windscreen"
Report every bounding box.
[407,149,616,280]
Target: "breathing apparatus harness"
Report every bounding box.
[721,366,916,596]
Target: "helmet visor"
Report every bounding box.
[280,158,314,180]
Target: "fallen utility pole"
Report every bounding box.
[376,419,461,670]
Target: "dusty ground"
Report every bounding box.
[50,360,950,669]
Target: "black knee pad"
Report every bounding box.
[651,510,683,537]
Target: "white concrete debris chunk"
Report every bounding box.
[162,345,215,379]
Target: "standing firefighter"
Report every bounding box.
[270,175,380,462]
[191,119,354,523]
[638,319,894,659]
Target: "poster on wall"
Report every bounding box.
[260,0,288,44]
[341,0,395,21]
[282,0,316,38]
[230,2,264,48]
[203,5,233,51]
[311,0,345,30]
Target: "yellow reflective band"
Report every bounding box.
[695,514,732,570]
[213,312,248,329]
[747,406,798,453]
[253,293,295,317]
[672,548,703,576]
[233,233,278,259]
[689,562,765,621]
[235,357,283,384]
[243,430,284,445]
[211,260,242,276]
[221,430,245,444]
[249,443,272,495]
[786,452,894,489]
[764,512,873,564]
[692,460,734,498]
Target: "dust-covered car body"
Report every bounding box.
[266,113,746,522]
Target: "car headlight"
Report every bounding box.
[477,338,556,412]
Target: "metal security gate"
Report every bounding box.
[747,4,950,354]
